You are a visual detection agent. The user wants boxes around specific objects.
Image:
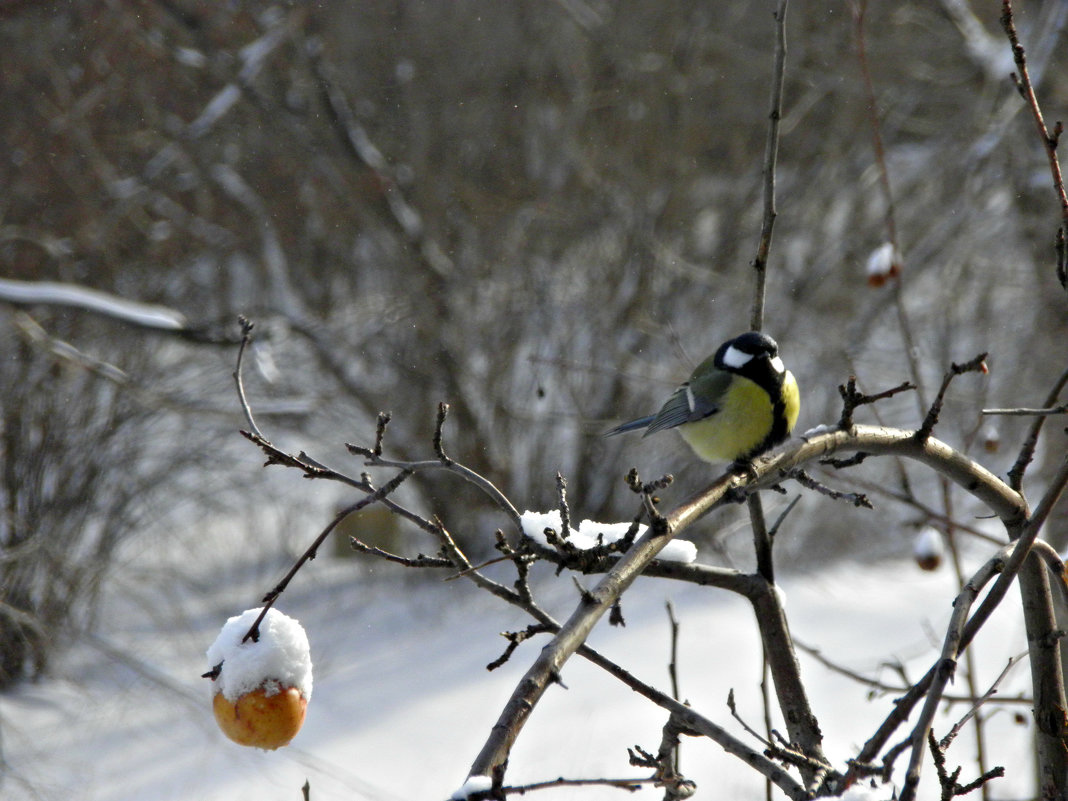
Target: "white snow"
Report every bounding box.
[832,783,894,800]
[520,509,697,564]
[864,242,898,279]
[206,607,313,702]
[0,538,1037,801]
[450,775,493,799]
[800,423,837,440]
[0,277,188,330]
[912,526,945,563]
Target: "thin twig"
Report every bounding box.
[501,775,654,794]
[665,601,683,781]
[727,688,772,749]
[1001,0,1068,234]
[824,473,1002,545]
[927,730,1006,801]
[836,377,917,430]
[982,405,1068,416]
[233,316,264,439]
[348,448,524,531]
[433,402,452,463]
[766,494,801,539]
[915,354,988,443]
[666,601,682,702]
[487,625,554,672]
[243,469,414,642]
[749,0,790,332]
[372,411,391,456]
[557,472,573,541]
[786,468,873,508]
[348,538,452,569]
[795,639,1032,707]
[940,653,1028,750]
[1006,365,1068,491]
[851,0,930,416]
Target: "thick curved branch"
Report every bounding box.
[673,425,1027,532]
[465,424,1029,787]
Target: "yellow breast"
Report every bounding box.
[783,370,800,433]
[678,371,799,463]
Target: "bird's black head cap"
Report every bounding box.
[714,331,779,365]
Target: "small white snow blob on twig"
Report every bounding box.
[865,242,900,287]
[451,775,493,799]
[206,607,313,750]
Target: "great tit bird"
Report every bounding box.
[605,331,800,463]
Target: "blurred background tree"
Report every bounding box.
[0,0,1065,688]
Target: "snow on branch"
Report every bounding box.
[0,277,240,344]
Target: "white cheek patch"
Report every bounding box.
[769,356,785,374]
[722,345,753,370]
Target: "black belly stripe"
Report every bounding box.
[743,371,788,460]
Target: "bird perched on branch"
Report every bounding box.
[605,331,800,463]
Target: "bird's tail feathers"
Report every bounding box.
[603,415,655,438]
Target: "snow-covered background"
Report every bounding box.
[0,521,1037,801]
[0,3,1062,799]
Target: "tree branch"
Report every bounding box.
[465,424,1029,788]
[1000,0,1068,236]
[749,0,789,332]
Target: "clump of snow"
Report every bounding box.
[800,423,837,440]
[912,526,944,571]
[832,782,895,800]
[206,607,313,702]
[864,241,900,286]
[450,775,492,799]
[0,277,188,330]
[520,510,697,564]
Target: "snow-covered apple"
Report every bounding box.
[205,607,313,750]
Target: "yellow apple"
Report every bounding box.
[212,682,307,750]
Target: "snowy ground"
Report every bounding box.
[0,533,1038,801]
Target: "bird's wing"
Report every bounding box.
[642,380,720,436]
[606,367,729,438]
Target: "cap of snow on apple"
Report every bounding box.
[205,607,313,750]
